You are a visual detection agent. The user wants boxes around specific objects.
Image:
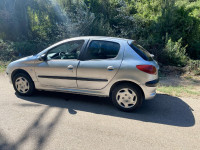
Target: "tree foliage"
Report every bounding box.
[0,0,200,65]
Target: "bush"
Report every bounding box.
[13,41,43,57]
[188,59,200,75]
[0,40,45,61]
[163,38,188,67]
[0,39,16,61]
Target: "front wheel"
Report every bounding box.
[13,73,35,96]
[111,84,143,112]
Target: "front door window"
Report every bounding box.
[47,40,84,60]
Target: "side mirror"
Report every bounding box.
[38,54,46,61]
[150,54,154,58]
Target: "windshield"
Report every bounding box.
[129,41,153,61]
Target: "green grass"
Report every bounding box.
[157,85,200,97]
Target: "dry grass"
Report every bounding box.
[0,61,8,73]
[158,75,200,98]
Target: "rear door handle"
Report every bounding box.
[107,66,114,71]
[67,65,74,70]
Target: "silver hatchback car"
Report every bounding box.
[6,36,159,111]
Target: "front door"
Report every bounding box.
[77,40,123,90]
[35,40,85,88]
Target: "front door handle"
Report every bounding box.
[107,66,114,71]
[67,65,74,70]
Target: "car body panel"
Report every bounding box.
[77,38,125,90]
[6,55,38,82]
[34,59,79,88]
[33,39,88,88]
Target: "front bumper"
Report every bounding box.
[6,72,12,84]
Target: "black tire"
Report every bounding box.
[111,84,143,112]
[12,73,35,96]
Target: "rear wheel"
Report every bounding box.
[111,84,143,112]
[13,73,35,96]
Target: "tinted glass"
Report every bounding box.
[85,40,120,60]
[47,40,84,60]
[129,41,153,61]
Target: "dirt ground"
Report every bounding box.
[158,65,200,99]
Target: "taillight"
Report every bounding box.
[136,65,157,74]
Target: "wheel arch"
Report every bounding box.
[11,69,33,83]
[109,80,145,99]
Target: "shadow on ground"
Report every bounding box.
[16,91,195,127]
[0,105,64,150]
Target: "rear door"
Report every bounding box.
[77,39,124,90]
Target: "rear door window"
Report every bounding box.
[129,41,153,61]
[84,40,120,60]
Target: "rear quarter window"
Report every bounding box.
[129,41,153,61]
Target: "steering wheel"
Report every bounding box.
[59,52,66,59]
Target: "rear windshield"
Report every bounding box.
[129,41,153,61]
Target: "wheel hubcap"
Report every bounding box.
[15,77,30,93]
[116,88,137,108]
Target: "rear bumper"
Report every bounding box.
[142,78,159,100]
[145,78,159,87]
[145,90,157,100]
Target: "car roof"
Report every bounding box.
[67,36,132,42]
[49,36,133,49]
